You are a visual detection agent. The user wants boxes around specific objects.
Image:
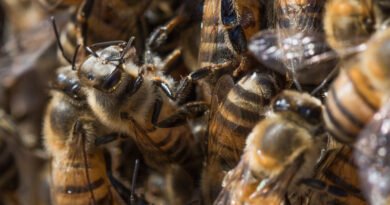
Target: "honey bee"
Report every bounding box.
[0,110,20,205]
[322,26,390,144]
[323,0,379,55]
[144,164,196,205]
[44,65,130,205]
[215,90,325,205]
[172,0,263,104]
[77,39,206,176]
[201,71,283,204]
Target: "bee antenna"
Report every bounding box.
[84,46,99,58]
[310,66,339,96]
[51,16,72,64]
[72,45,81,70]
[120,36,136,61]
[130,159,140,205]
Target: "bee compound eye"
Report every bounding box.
[101,69,121,91]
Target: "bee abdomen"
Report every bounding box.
[323,68,381,144]
[52,155,113,205]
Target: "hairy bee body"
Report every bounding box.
[44,66,123,205]
[201,72,281,204]
[323,64,382,144]
[199,0,261,68]
[215,90,325,205]
[323,26,390,144]
[78,44,201,175]
[323,0,378,54]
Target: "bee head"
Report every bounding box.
[78,38,136,93]
[78,45,124,93]
[272,90,323,126]
[53,66,85,100]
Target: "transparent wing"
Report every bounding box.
[198,0,228,67]
[249,30,337,85]
[274,0,324,32]
[355,101,390,205]
[207,74,239,169]
[129,118,172,167]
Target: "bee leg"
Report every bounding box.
[174,67,212,103]
[94,132,130,146]
[147,14,186,51]
[175,61,233,104]
[153,79,176,100]
[129,74,144,96]
[233,56,251,77]
[161,48,182,74]
[103,150,132,203]
[151,98,163,126]
[154,101,209,128]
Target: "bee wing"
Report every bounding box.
[248,30,285,74]
[129,119,172,166]
[207,75,239,168]
[198,0,228,67]
[249,30,338,85]
[209,74,235,121]
[274,0,324,32]
[355,101,390,205]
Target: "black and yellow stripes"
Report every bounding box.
[208,72,279,170]
[323,67,381,144]
[51,152,115,205]
[199,0,261,68]
[313,146,366,204]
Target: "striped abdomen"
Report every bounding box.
[133,99,201,175]
[305,146,366,205]
[208,72,280,170]
[0,139,19,193]
[51,151,117,205]
[199,0,260,68]
[139,126,200,173]
[323,66,382,144]
[275,0,324,31]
